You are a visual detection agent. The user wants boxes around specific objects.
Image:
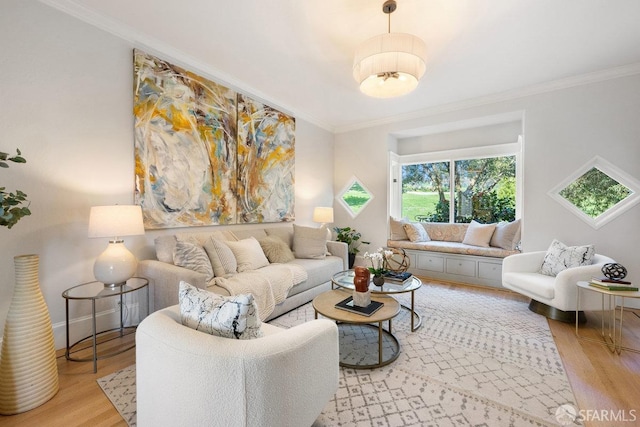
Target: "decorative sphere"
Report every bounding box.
[383,248,410,273]
[601,263,627,280]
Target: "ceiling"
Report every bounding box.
[44,0,640,132]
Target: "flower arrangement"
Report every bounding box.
[363,247,394,277]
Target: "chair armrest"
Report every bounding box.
[327,240,349,270]
[502,251,546,274]
[137,260,208,312]
[136,306,339,427]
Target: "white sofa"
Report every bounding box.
[502,251,615,322]
[138,224,348,321]
[136,305,339,427]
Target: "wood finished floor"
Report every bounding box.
[1,280,638,427]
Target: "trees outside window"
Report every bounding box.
[395,141,521,224]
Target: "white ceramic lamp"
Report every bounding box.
[88,205,145,287]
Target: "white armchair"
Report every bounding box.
[502,251,615,322]
[136,306,339,427]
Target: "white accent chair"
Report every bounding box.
[136,305,339,427]
[502,252,615,322]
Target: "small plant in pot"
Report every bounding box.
[333,226,369,269]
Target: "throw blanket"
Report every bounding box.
[212,264,307,321]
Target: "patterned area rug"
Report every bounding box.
[98,284,576,426]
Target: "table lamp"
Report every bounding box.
[88,205,145,287]
[313,207,334,240]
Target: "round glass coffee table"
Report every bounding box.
[313,289,401,369]
[332,270,423,331]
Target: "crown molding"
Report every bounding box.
[335,62,640,134]
[38,0,334,132]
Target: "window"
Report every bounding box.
[549,156,640,229]
[392,141,521,223]
[337,177,374,218]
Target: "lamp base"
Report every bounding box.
[94,240,137,286]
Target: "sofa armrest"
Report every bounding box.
[326,240,348,270]
[137,260,208,312]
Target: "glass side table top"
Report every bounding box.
[62,277,148,300]
[332,270,421,294]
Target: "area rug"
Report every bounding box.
[98,283,576,426]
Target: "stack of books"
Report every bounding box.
[383,271,413,284]
[335,296,384,316]
[589,277,638,291]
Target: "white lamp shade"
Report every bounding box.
[88,205,144,239]
[93,241,138,286]
[353,32,427,98]
[313,207,334,223]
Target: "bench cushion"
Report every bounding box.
[387,240,518,258]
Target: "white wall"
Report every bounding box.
[0,1,334,349]
[335,75,640,287]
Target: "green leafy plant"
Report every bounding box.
[333,226,370,255]
[1,149,31,229]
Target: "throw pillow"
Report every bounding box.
[264,227,294,249]
[389,217,410,240]
[403,223,430,242]
[540,239,595,276]
[178,281,263,339]
[490,219,522,250]
[173,240,214,281]
[203,237,238,277]
[259,235,295,263]
[225,237,270,272]
[462,220,497,248]
[155,235,177,264]
[292,224,327,259]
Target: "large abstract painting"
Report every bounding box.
[133,50,295,229]
[237,95,295,223]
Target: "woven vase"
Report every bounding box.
[0,254,58,414]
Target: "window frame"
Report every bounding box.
[390,139,523,223]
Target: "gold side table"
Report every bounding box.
[62,277,149,372]
[575,281,640,354]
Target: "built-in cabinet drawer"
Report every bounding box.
[446,258,475,277]
[478,261,502,281]
[417,254,444,272]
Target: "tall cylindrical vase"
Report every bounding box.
[0,254,58,415]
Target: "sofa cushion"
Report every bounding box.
[225,237,270,272]
[403,222,430,242]
[179,281,263,339]
[540,239,595,277]
[264,226,294,249]
[288,256,344,296]
[173,240,213,281]
[462,220,496,248]
[389,217,410,240]
[259,235,295,263]
[204,238,238,277]
[293,224,327,259]
[490,219,521,250]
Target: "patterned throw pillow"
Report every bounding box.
[540,239,595,276]
[173,240,214,281]
[462,220,497,248]
[292,224,327,259]
[203,238,238,277]
[225,237,270,272]
[179,281,263,339]
[403,223,430,242]
[259,235,295,263]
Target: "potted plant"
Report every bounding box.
[333,226,369,269]
[1,149,31,229]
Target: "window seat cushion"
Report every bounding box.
[387,239,519,258]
